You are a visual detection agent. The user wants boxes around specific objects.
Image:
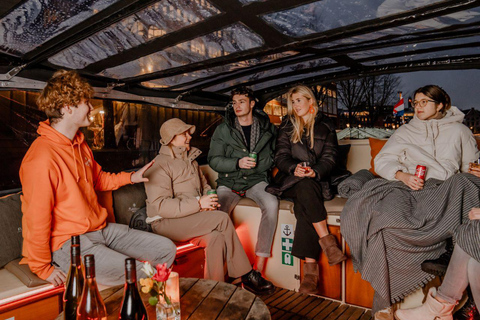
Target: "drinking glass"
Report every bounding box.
[301,161,310,174]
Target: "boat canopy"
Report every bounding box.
[0,0,479,108]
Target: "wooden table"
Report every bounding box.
[55,278,270,320]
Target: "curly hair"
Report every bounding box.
[37,70,94,123]
[230,86,256,102]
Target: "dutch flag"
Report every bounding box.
[393,98,405,116]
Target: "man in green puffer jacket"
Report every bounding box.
[208,87,278,275]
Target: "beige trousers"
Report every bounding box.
[151,210,252,281]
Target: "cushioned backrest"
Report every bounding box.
[339,139,371,174]
[368,137,388,176]
[0,192,23,268]
[200,165,218,188]
[112,183,147,225]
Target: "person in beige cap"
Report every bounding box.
[144,118,275,294]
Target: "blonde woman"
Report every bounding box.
[267,85,346,294]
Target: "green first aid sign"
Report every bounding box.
[282,252,294,266]
[282,238,293,252]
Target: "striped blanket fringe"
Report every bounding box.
[341,173,480,314]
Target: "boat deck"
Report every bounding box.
[260,288,373,320]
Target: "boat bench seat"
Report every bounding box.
[0,138,377,318]
[0,186,204,318]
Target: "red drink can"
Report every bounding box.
[415,165,427,180]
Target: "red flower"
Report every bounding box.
[152,263,171,282]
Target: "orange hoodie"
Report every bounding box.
[20,121,133,280]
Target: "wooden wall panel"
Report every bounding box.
[317,226,342,300]
[173,247,205,280]
[345,243,375,308]
[0,295,61,320]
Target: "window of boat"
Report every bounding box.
[0,90,222,191]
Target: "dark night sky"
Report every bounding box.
[398,69,480,111]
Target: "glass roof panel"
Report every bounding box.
[262,0,445,38]
[203,57,338,92]
[99,23,264,79]
[0,0,122,56]
[314,8,480,50]
[250,66,349,92]
[140,51,299,88]
[348,35,480,60]
[238,0,266,4]
[48,0,221,69]
[362,47,480,66]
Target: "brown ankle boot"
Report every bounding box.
[319,234,347,266]
[299,262,319,294]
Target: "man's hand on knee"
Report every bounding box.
[46,266,67,287]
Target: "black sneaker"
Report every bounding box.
[241,270,275,295]
[421,238,454,277]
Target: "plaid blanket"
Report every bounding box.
[340,173,480,313]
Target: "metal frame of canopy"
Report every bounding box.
[0,0,479,108]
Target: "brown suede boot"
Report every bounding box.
[319,234,347,266]
[299,262,319,294]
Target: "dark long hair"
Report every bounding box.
[414,85,451,113]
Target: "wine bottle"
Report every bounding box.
[63,242,84,320]
[71,235,85,271]
[119,258,148,320]
[76,255,107,320]
[72,235,80,245]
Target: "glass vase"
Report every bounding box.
[155,272,180,320]
[156,300,180,320]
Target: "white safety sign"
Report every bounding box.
[282,252,294,266]
[281,224,294,239]
[282,238,293,252]
[280,224,294,266]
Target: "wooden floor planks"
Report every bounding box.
[259,288,373,320]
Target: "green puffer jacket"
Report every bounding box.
[208,107,276,191]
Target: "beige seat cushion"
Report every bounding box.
[324,196,348,213]
[238,198,294,212]
[0,268,53,305]
[5,259,48,288]
[237,195,347,216]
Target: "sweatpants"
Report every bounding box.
[437,244,480,306]
[52,223,177,286]
[282,178,328,260]
[151,210,252,282]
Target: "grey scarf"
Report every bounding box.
[235,116,261,152]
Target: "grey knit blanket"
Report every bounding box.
[337,169,376,198]
[340,173,480,313]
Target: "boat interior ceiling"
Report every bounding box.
[0,0,479,109]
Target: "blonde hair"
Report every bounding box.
[37,70,94,124]
[286,85,318,148]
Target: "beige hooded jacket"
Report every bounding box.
[374,106,479,181]
[144,145,212,223]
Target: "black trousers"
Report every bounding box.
[282,178,327,260]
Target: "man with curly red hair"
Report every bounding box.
[19,70,176,286]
